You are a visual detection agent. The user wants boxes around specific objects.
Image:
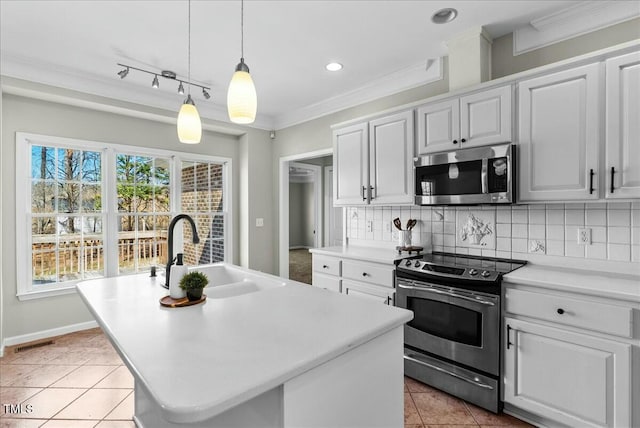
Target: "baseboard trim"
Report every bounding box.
[1,320,99,356]
[289,246,312,250]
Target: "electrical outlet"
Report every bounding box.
[577,228,591,245]
[366,220,373,233]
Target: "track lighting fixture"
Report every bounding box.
[116,63,211,101]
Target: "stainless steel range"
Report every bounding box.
[395,252,526,413]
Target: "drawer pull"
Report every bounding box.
[362,272,368,277]
[322,265,328,269]
[557,308,565,315]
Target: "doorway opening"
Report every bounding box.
[279,148,341,282]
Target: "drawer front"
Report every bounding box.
[342,260,394,288]
[312,255,341,276]
[312,273,341,293]
[342,280,393,305]
[505,288,633,338]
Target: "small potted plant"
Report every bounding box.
[179,271,209,301]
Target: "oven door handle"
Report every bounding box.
[397,282,496,306]
[404,353,494,390]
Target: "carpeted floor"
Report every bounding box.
[289,248,312,285]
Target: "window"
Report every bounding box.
[16,133,231,299]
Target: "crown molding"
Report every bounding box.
[272,57,444,130]
[0,52,275,130]
[513,1,640,56]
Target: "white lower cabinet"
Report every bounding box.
[504,317,631,428]
[311,254,394,304]
[503,284,637,428]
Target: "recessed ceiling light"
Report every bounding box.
[431,8,458,24]
[326,62,343,72]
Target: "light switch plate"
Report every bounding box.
[256,218,264,227]
[366,220,373,233]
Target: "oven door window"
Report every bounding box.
[407,297,482,347]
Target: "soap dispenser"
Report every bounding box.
[169,253,188,299]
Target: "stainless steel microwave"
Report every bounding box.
[414,143,516,205]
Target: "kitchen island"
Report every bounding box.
[76,264,412,427]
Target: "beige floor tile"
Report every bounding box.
[4,348,62,365]
[404,393,423,426]
[9,365,77,388]
[425,425,479,428]
[405,425,425,428]
[40,420,97,427]
[51,366,117,389]
[0,367,43,388]
[0,388,43,406]
[465,402,532,427]
[412,392,476,425]
[18,388,86,419]
[0,419,47,427]
[104,391,133,420]
[93,367,133,389]
[94,421,136,428]
[46,352,93,366]
[82,353,123,366]
[53,389,130,420]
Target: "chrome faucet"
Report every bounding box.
[165,214,200,288]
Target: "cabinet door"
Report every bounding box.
[518,63,601,201]
[333,123,369,206]
[460,85,512,148]
[504,317,631,428]
[342,280,393,305]
[416,98,459,154]
[312,272,341,293]
[369,111,414,205]
[606,52,640,199]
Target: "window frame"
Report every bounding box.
[16,132,232,300]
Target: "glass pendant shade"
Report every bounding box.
[177,97,202,144]
[227,62,257,124]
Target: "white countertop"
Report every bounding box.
[76,268,412,424]
[504,264,640,303]
[309,245,412,265]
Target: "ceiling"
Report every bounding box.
[1,0,583,130]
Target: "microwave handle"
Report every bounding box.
[481,158,488,194]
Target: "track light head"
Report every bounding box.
[202,88,210,100]
[178,82,185,95]
[117,67,129,79]
[152,75,159,89]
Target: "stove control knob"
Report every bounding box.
[481,270,491,278]
[404,260,412,266]
[414,260,422,268]
[468,269,478,276]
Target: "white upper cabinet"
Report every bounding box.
[518,63,601,201]
[606,51,640,199]
[333,123,368,206]
[416,85,512,155]
[368,111,414,205]
[333,110,414,206]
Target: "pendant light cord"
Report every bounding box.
[188,0,191,96]
[240,0,244,60]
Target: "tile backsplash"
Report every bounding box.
[345,202,640,263]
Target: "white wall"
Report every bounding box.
[0,81,273,343]
[289,182,314,248]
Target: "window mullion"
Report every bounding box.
[104,148,119,277]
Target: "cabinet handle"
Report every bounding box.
[557,308,565,315]
[322,265,328,269]
[589,169,594,194]
[385,296,391,305]
[461,138,466,143]
[610,167,615,194]
[362,272,368,277]
[506,324,513,350]
[362,186,367,201]
[370,185,375,200]
[452,139,458,144]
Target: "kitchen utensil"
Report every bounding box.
[407,219,417,230]
[393,218,403,231]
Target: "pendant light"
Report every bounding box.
[177,0,202,144]
[227,0,257,124]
